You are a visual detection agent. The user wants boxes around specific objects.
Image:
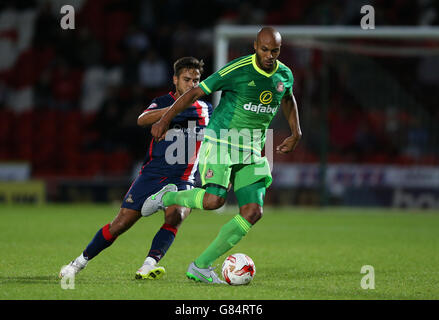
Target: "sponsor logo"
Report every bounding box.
[205,169,214,179]
[147,103,158,110]
[243,103,278,115]
[276,81,285,92]
[259,90,273,104]
[393,189,439,208]
[192,270,213,282]
[126,194,134,203]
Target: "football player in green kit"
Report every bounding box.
[142,27,302,284]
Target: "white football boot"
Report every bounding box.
[141,184,177,217]
[135,257,166,280]
[59,254,88,278]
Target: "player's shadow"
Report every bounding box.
[0,275,58,284]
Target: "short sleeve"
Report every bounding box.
[199,71,227,95]
[283,69,294,98]
[142,98,165,113]
[198,56,250,95]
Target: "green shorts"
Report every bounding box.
[199,139,272,199]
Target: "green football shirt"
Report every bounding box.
[199,53,294,155]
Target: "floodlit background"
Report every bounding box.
[1,0,438,208]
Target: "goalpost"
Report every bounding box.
[213,25,439,105]
[213,25,439,207]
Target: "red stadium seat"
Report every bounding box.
[0,110,14,160]
[419,155,439,166]
[362,153,390,164]
[0,110,14,146]
[394,155,416,165]
[58,150,82,176]
[7,49,36,89]
[104,150,132,176]
[104,11,132,63]
[79,151,106,176]
[15,111,35,159]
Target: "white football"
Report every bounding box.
[222,253,256,285]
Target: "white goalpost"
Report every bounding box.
[214,25,439,67]
[213,25,439,106]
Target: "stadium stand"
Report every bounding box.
[0,0,438,184]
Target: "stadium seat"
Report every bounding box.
[0,121,13,159]
[79,151,106,176]
[7,48,36,89]
[419,155,439,166]
[104,150,132,176]
[77,0,108,40]
[366,111,387,135]
[15,111,35,148]
[362,153,390,164]
[104,11,132,63]
[394,155,416,165]
[58,150,82,177]
[327,153,346,164]
[0,109,14,148]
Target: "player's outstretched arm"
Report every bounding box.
[137,107,170,127]
[277,94,302,154]
[151,86,206,141]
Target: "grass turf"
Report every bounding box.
[0,204,438,300]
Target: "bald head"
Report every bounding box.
[256,27,282,46]
[254,27,282,72]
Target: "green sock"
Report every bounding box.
[195,214,252,268]
[162,188,205,209]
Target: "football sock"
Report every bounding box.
[75,253,88,266]
[83,223,117,260]
[194,214,252,269]
[162,188,205,209]
[147,223,178,263]
[143,256,157,266]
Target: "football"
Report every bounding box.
[222,253,256,285]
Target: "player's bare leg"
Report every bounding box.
[202,192,225,210]
[109,208,142,236]
[164,204,191,228]
[59,208,141,278]
[238,203,263,225]
[135,205,191,280]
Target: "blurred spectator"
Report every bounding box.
[1,0,439,177]
[88,87,125,152]
[328,102,362,160]
[403,115,430,159]
[123,25,150,53]
[80,66,122,114]
[121,46,141,86]
[75,27,102,67]
[218,1,265,25]
[34,68,51,109]
[138,49,169,89]
[355,121,379,160]
[50,59,82,110]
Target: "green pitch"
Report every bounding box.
[0,204,438,300]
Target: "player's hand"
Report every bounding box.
[276,134,301,154]
[151,119,170,142]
